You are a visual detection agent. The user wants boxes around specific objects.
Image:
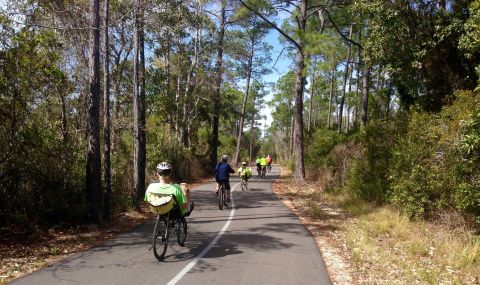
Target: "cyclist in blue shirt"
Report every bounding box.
[215,154,235,203]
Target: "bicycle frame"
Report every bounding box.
[151,195,187,261]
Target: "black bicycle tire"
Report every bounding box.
[153,215,169,261]
[218,184,224,210]
[177,217,187,246]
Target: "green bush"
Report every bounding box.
[347,119,399,202]
[455,108,480,223]
[304,129,346,183]
[388,91,479,219]
[305,129,346,168]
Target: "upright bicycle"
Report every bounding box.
[218,182,228,210]
[241,177,248,191]
[261,166,266,178]
[148,194,188,261]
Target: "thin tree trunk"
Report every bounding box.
[386,78,392,119]
[59,87,69,194]
[361,64,371,128]
[289,116,294,156]
[111,41,132,155]
[327,61,336,129]
[210,0,226,169]
[133,0,146,209]
[103,0,112,220]
[355,28,362,128]
[249,93,257,164]
[181,5,201,147]
[376,65,382,93]
[308,59,316,133]
[234,47,253,165]
[86,0,103,224]
[175,74,181,138]
[338,25,353,133]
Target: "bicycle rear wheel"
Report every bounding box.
[153,215,169,261]
[218,184,224,210]
[177,217,187,246]
[241,178,247,191]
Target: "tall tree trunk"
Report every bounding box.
[102,0,112,220]
[111,41,132,155]
[59,87,69,194]
[327,61,336,129]
[386,78,392,119]
[361,64,371,128]
[175,73,181,138]
[210,0,226,169]
[346,67,352,132]
[376,65,382,93]
[181,5,201,147]
[249,93,257,164]
[289,116,294,156]
[308,59,316,133]
[86,0,103,224]
[234,46,254,165]
[338,25,353,133]
[133,0,146,209]
[355,28,362,128]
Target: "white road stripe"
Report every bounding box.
[166,182,240,285]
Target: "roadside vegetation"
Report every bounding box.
[274,171,480,284]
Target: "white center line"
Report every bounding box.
[166,182,240,285]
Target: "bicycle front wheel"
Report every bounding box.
[177,217,187,246]
[153,215,169,261]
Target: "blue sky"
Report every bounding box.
[254,10,294,132]
[257,21,293,131]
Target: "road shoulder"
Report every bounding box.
[271,167,356,285]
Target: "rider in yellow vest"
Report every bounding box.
[238,162,252,179]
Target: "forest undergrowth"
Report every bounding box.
[274,167,480,284]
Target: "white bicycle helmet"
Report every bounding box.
[221,155,228,162]
[241,161,247,166]
[156,161,172,176]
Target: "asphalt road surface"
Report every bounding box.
[9,165,332,285]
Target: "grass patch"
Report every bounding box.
[323,191,480,284]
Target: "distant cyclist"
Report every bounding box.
[260,156,268,178]
[266,154,273,173]
[238,161,252,190]
[215,155,235,203]
[255,157,262,176]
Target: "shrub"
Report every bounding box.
[347,119,399,202]
[304,129,346,183]
[388,91,479,219]
[455,108,480,223]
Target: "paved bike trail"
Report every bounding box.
[8,165,332,285]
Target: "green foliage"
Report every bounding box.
[347,120,398,202]
[305,129,346,169]
[455,107,480,223]
[356,0,477,110]
[389,112,454,218]
[388,91,479,219]
[0,29,87,226]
